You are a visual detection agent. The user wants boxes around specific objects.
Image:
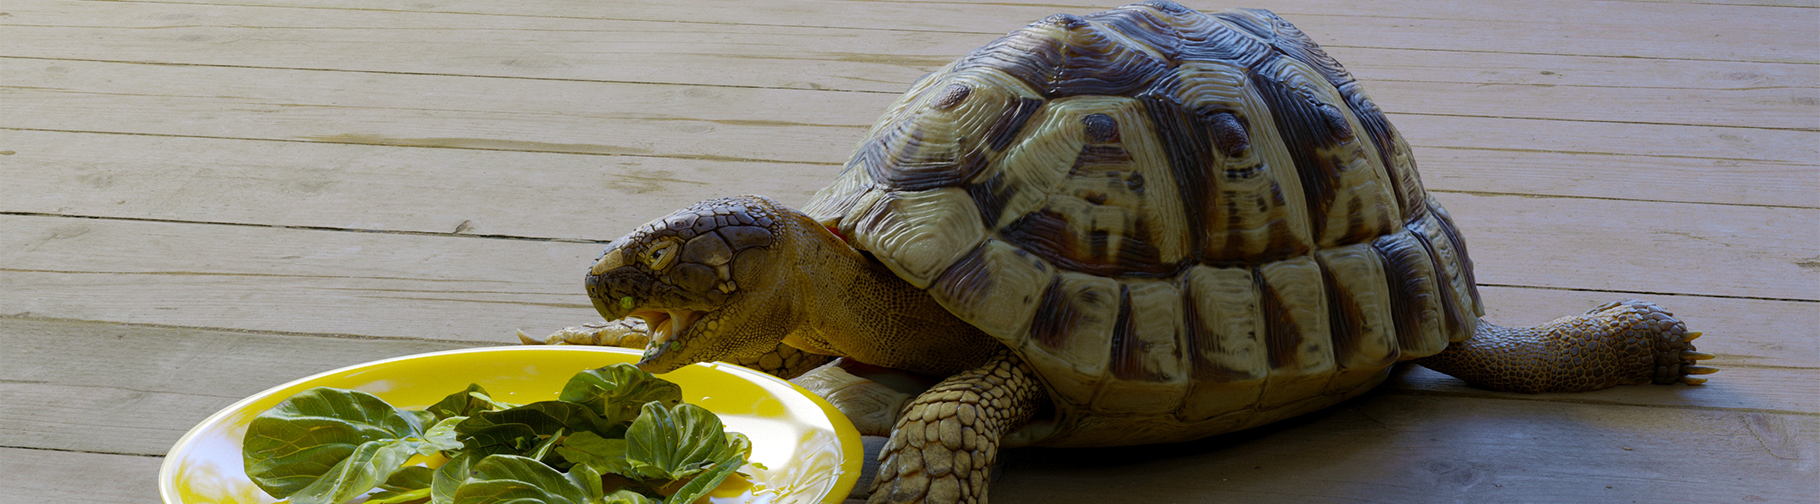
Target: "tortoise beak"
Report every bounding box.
[586,245,635,321]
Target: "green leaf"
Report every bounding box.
[624,402,740,482]
[558,364,683,425]
[366,487,433,504]
[430,452,479,504]
[449,455,593,504]
[418,415,468,455]
[602,489,660,504]
[565,463,604,502]
[460,401,616,441]
[283,438,421,504]
[455,402,617,468]
[366,465,434,503]
[427,384,496,420]
[666,455,746,504]
[379,464,435,491]
[468,389,521,411]
[552,431,634,477]
[528,428,565,462]
[242,387,424,498]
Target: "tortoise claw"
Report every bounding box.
[517,329,545,345]
[1685,365,1719,375]
[1683,351,1716,361]
[1679,376,1708,385]
[1683,330,1703,342]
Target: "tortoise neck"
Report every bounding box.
[775,210,1000,376]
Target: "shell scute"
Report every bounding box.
[1178,265,1267,421]
[1253,256,1336,409]
[1017,271,1120,406]
[955,13,1171,99]
[1092,280,1191,415]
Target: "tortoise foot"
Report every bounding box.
[1417,299,1713,393]
[518,318,651,348]
[870,350,1044,504]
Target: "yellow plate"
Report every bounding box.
[159,346,863,504]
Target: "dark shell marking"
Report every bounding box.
[807,1,1483,424]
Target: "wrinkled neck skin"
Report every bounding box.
[773,211,1000,377]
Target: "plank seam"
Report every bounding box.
[1430,190,1819,211]
[1475,282,1817,304]
[1388,111,1820,134]
[0,313,502,346]
[0,127,845,167]
[66,0,997,35]
[1381,385,1820,417]
[0,445,164,459]
[0,379,243,399]
[0,55,903,95]
[1421,144,1819,167]
[0,211,613,244]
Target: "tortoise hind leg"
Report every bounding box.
[1415,299,1716,393]
[871,348,1047,504]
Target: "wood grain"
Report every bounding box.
[0,317,476,455]
[79,0,1818,63]
[0,447,162,503]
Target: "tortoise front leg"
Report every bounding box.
[523,320,833,379]
[1415,299,1716,393]
[871,348,1047,504]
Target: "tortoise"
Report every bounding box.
[539,2,1717,503]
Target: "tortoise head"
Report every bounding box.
[586,195,795,373]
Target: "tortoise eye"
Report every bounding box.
[645,239,679,270]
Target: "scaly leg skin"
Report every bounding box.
[871,348,1047,504]
[523,320,833,379]
[1415,299,1717,393]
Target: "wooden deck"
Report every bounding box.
[1,0,1815,502]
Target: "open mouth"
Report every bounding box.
[628,308,705,363]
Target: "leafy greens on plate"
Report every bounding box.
[241,363,756,504]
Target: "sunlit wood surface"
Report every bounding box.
[1,0,1815,502]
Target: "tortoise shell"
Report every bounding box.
[803,1,1485,443]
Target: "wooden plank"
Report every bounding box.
[0,317,475,455]
[0,130,840,241]
[989,395,1819,503]
[4,0,1814,130]
[16,0,1817,92]
[0,0,945,95]
[0,447,161,503]
[0,57,881,165]
[1435,191,1820,301]
[87,0,1818,64]
[1327,46,1820,91]
[0,215,608,341]
[1414,147,1817,210]
[1398,114,1816,165]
